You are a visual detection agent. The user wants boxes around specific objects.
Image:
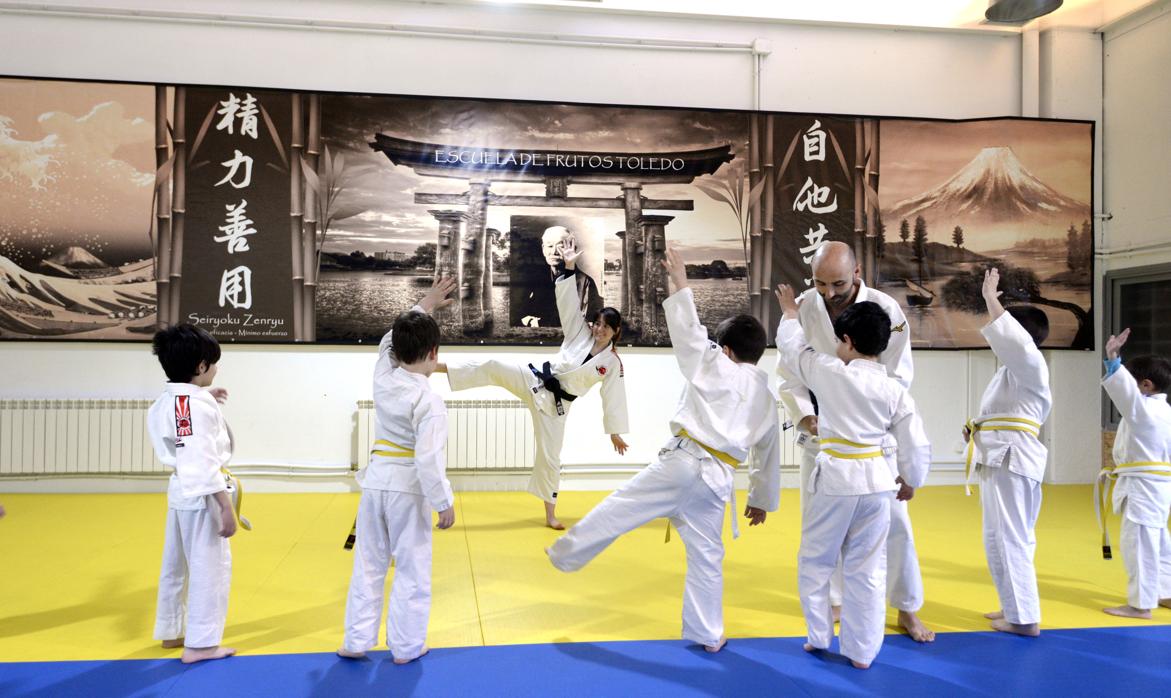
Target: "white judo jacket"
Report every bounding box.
[1104,365,1171,527]
[360,306,454,513]
[776,317,931,495]
[663,287,781,512]
[148,383,233,510]
[776,280,912,427]
[972,313,1052,482]
[528,274,628,435]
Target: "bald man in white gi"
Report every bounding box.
[775,241,934,642]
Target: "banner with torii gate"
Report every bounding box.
[0,76,1094,349]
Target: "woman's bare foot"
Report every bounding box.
[544,501,565,530]
[851,660,871,670]
[393,646,429,665]
[704,635,727,653]
[180,646,235,664]
[983,610,1004,620]
[1103,605,1153,619]
[990,619,1040,636]
[336,648,367,659]
[161,638,184,649]
[898,610,936,643]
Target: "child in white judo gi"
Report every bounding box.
[775,241,932,643]
[774,285,931,670]
[963,268,1052,637]
[147,324,238,664]
[1099,327,1171,619]
[546,247,781,653]
[338,278,458,665]
[437,236,629,530]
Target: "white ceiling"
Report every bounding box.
[465,0,1164,31]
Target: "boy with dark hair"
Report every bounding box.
[339,278,457,665]
[547,246,780,653]
[775,288,931,670]
[964,268,1052,637]
[147,324,238,664]
[1098,328,1171,618]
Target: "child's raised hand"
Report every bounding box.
[661,246,688,294]
[774,284,799,317]
[1105,328,1131,360]
[420,277,458,313]
[982,268,1002,303]
[208,387,229,404]
[436,506,455,530]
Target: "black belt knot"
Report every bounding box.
[529,361,576,416]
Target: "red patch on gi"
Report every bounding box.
[175,395,193,437]
[596,366,607,376]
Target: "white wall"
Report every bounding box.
[0,1,1106,489]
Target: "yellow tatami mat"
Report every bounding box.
[0,485,1162,663]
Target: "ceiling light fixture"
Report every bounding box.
[984,0,1064,24]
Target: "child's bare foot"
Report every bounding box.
[851,660,871,670]
[1103,605,1152,619]
[544,501,565,530]
[990,619,1040,636]
[1160,598,1171,610]
[898,610,936,643]
[704,635,727,653]
[393,646,429,665]
[803,642,816,653]
[983,610,1004,620]
[180,646,235,664]
[832,605,841,623]
[336,648,367,659]
[161,638,184,649]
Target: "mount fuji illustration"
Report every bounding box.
[886,146,1088,224]
[44,246,109,269]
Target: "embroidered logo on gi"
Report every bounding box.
[597,366,607,376]
[175,395,193,437]
[891,321,907,333]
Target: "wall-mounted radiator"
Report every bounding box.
[0,399,163,476]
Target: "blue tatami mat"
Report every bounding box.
[3,625,1170,697]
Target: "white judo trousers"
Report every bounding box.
[978,461,1042,625]
[343,489,432,659]
[548,438,730,647]
[448,360,567,503]
[154,505,232,647]
[799,444,922,611]
[799,488,891,666]
[1120,506,1171,610]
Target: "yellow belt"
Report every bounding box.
[818,437,884,460]
[964,416,1042,495]
[221,467,252,531]
[1093,460,1171,559]
[371,438,415,459]
[665,431,741,543]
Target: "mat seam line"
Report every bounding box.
[458,492,488,647]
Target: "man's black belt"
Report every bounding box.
[529,361,577,416]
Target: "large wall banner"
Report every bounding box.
[0,76,1094,349]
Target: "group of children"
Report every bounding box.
[144,236,1171,670]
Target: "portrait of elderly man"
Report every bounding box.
[511,224,604,328]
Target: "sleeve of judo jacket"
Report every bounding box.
[174,396,228,499]
[775,317,841,395]
[377,303,427,369]
[746,413,782,512]
[1102,364,1145,426]
[891,391,931,489]
[881,301,914,390]
[662,287,741,395]
[555,274,591,348]
[981,312,1049,393]
[599,357,629,435]
[413,393,455,513]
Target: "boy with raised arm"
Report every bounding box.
[775,284,931,669]
[338,278,457,664]
[546,247,780,653]
[964,268,1052,637]
[1098,327,1171,618]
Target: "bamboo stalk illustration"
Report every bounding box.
[153,86,173,328]
[748,113,762,318]
[304,93,322,340]
[170,87,187,326]
[290,94,305,341]
[761,114,775,331]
